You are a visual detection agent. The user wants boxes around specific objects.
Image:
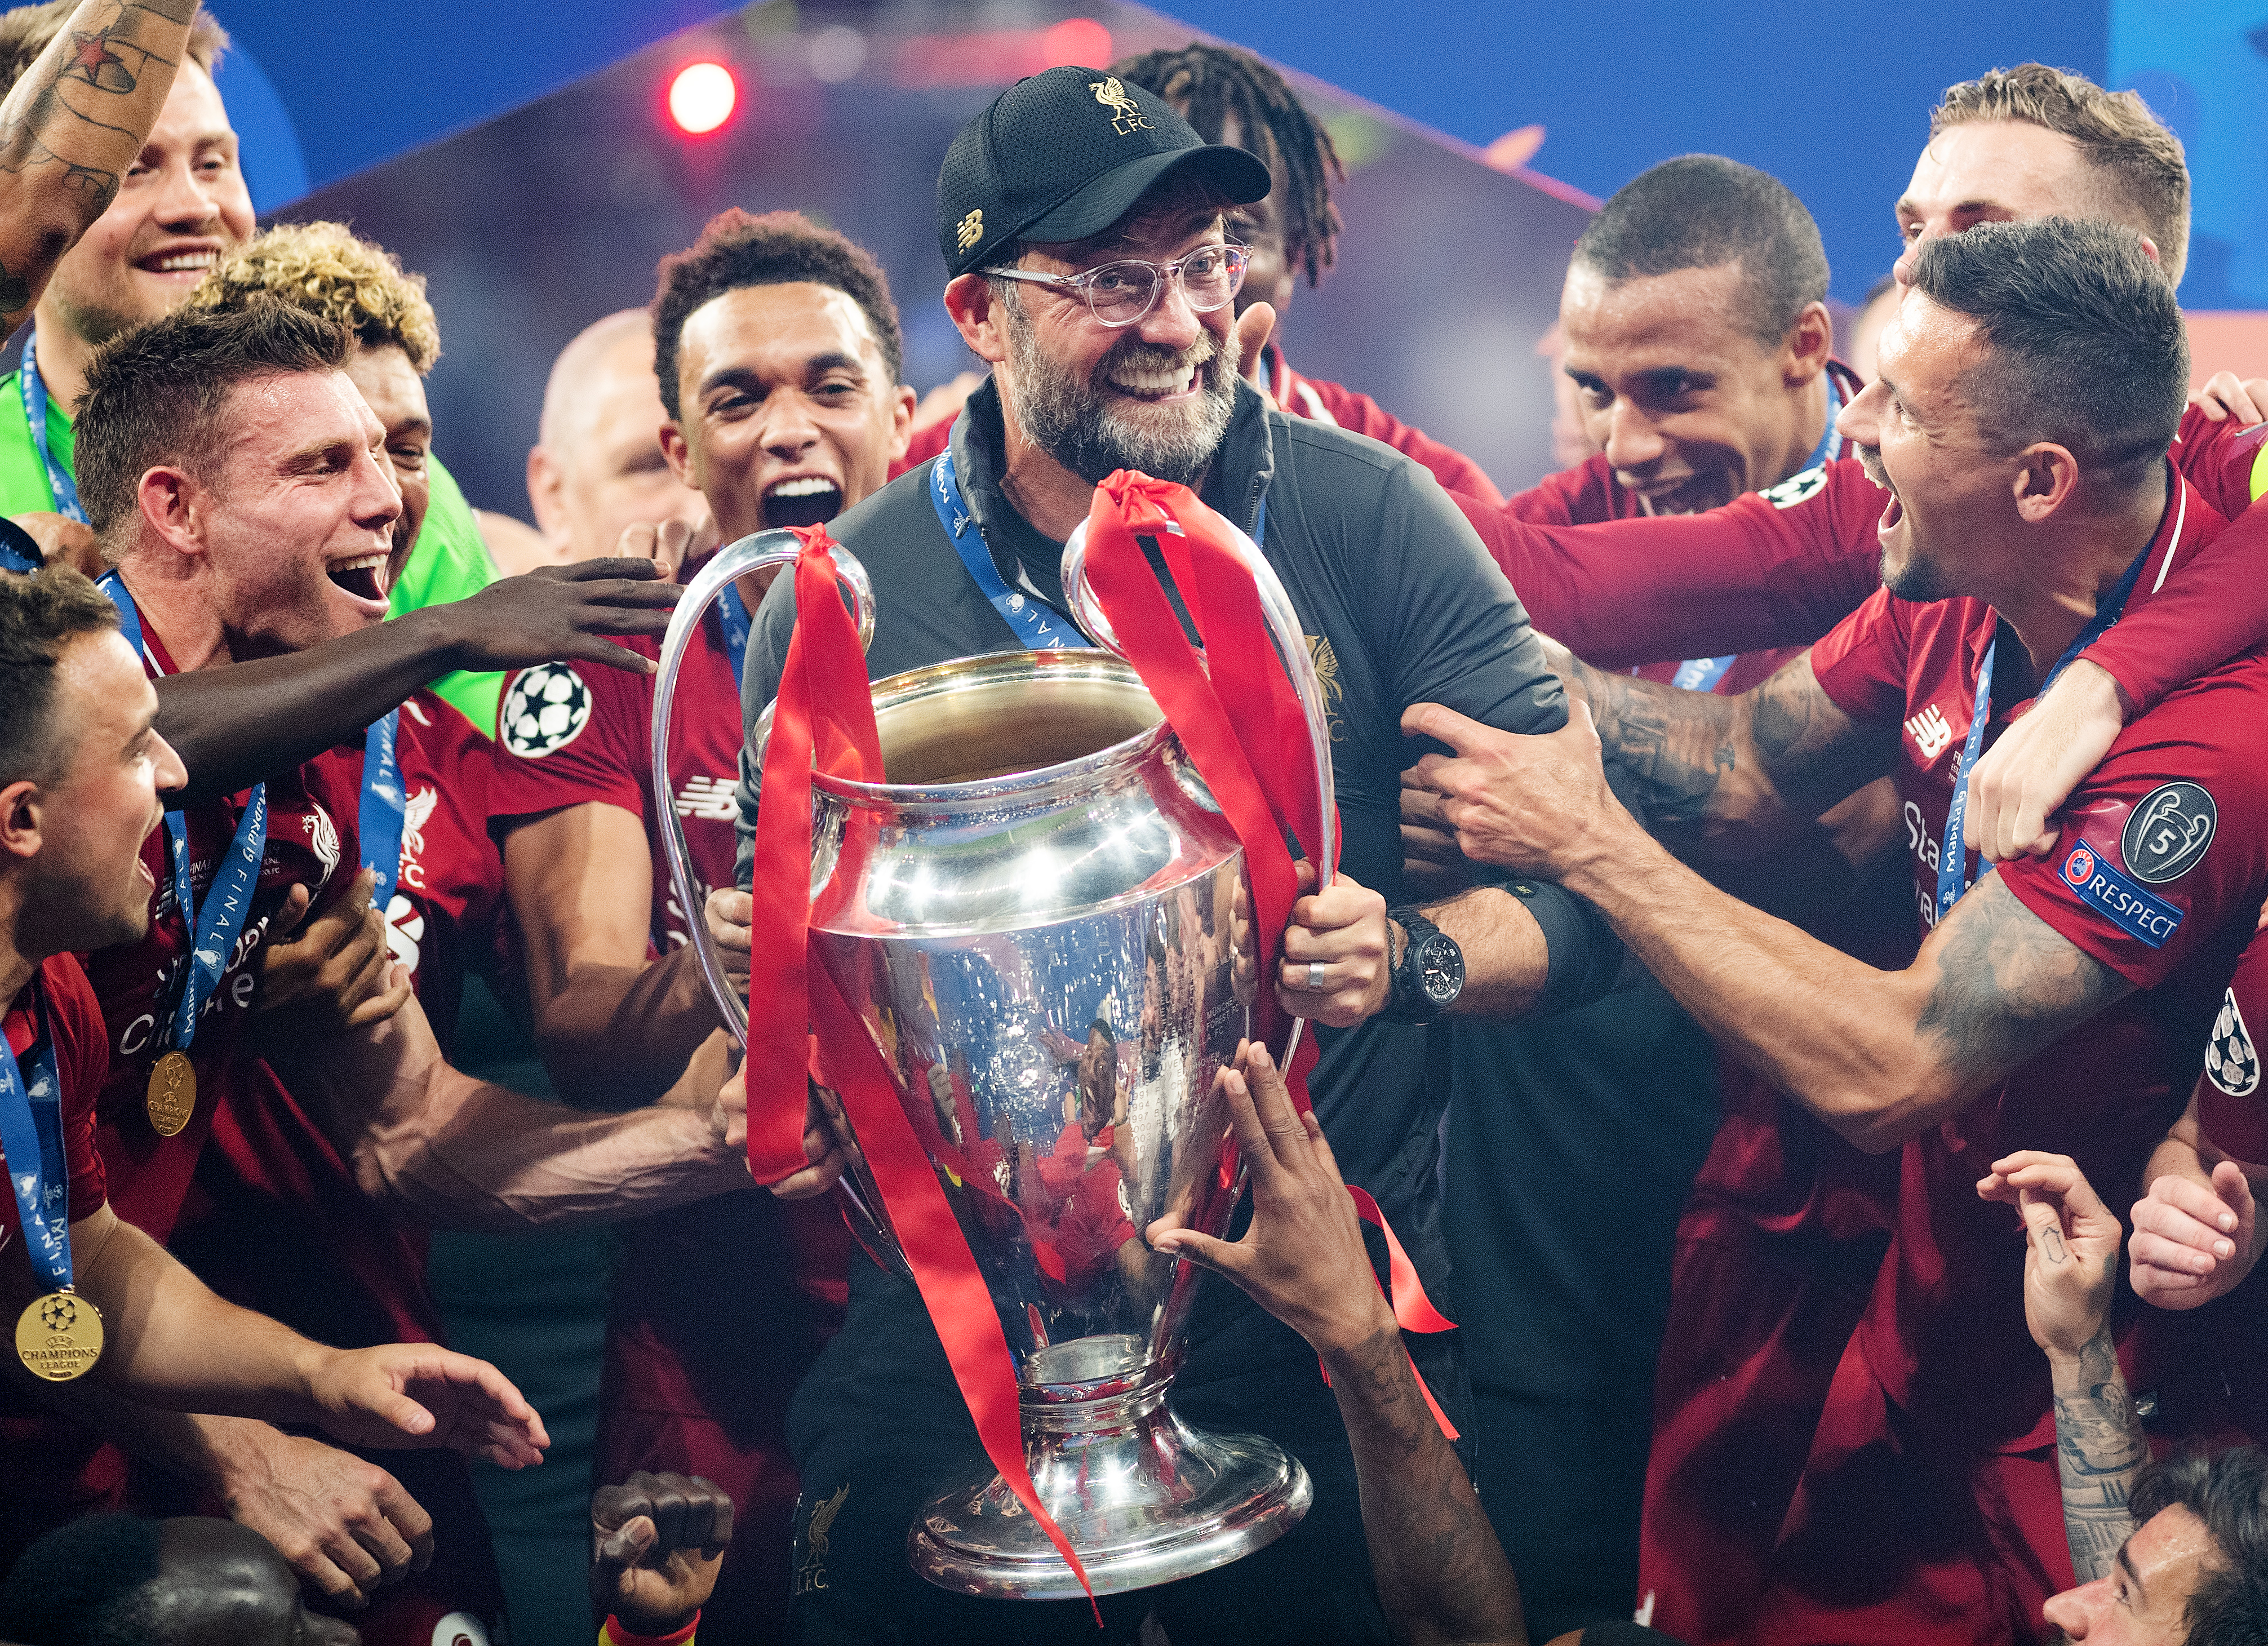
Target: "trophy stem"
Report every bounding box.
[908,1336,1312,1599]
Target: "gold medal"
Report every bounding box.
[15,1288,103,1382]
[146,1050,195,1137]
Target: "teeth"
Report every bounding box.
[768,476,838,498]
[335,553,386,571]
[1111,370,1187,393]
[147,251,215,273]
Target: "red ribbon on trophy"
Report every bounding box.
[744,524,1096,1606]
[1076,474,1457,1431]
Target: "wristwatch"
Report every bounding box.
[1382,907,1464,1024]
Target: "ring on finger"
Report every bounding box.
[1307,960,1327,991]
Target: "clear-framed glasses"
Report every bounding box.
[983,242,1249,328]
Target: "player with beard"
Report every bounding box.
[1,302,757,1644]
[1382,152,1912,1636]
[489,209,912,1642]
[0,0,506,731]
[726,66,1627,1644]
[1408,218,2268,1643]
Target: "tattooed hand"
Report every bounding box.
[1979,1149,2148,1583]
[1977,1149,2123,1360]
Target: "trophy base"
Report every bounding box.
[908,1340,1311,1600]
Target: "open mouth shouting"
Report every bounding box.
[762,474,844,530]
[327,551,390,604]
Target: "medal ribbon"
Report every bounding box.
[744,523,1095,1607]
[21,335,87,526]
[0,988,73,1292]
[95,573,270,1055]
[1076,474,1457,1399]
[359,711,406,908]
[930,446,1084,650]
[1937,533,2159,920]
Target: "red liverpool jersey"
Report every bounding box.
[1743,469,2268,1639]
[385,690,507,1056]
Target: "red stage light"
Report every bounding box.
[1040,18,1112,69]
[668,61,738,135]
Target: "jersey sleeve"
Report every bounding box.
[47,955,109,1223]
[489,648,650,840]
[1463,458,1883,668]
[2169,404,2268,521]
[1998,667,2268,988]
[2197,925,2268,1164]
[1501,456,1612,526]
[1303,376,1507,507]
[2083,476,2268,719]
[1807,585,1917,725]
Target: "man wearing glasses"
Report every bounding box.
[731,65,1626,1645]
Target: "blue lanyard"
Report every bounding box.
[358,711,405,909]
[20,336,86,526]
[929,444,1270,651]
[718,581,752,684]
[1935,539,2155,921]
[95,572,270,1053]
[0,984,73,1292]
[931,448,1082,651]
[1666,372,1848,694]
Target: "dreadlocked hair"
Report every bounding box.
[1114,43,1343,289]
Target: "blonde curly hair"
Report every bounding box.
[185,220,440,372]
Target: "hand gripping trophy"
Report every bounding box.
[654,473,1341,1600]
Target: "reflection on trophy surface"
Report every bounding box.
[655,531,1315,1601]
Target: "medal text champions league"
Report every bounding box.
[2,982,103,1381]
[145,1049,194,1137]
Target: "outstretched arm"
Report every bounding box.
[1978,1151,2146,1582]
[0,0,191,330]
[261,989,751,1232]
[1408,702,2131,1152]
[159,560,680,805]
[1149,1044,1526,1646]
[20,1203,548,1468]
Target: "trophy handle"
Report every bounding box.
[649,531,904,1268]
[651,530,875,1045]
[1060,512,1337,1063]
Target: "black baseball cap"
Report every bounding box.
[937,65,1271,278]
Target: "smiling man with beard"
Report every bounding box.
[730,65,1626,1645]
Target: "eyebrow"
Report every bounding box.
[699,353,867,398]
[2118,1542,2146,1605]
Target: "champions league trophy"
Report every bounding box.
[654,522,1336,1599]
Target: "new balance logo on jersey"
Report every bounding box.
[2207,987,2260,1098]
[674,775,738,822]
[1905,704,1954,761]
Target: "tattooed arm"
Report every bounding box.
[0,0,193,331]
[1979,1152,2147,1582]
[1149,1045,1525,1646]
[1406,699,2132,1151]
[1541,638,1899,863]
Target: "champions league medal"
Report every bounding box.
[2,979,101,1379]
[15,1287,103,1382]
[145,1049,195,1137]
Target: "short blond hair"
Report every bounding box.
[1932,64,2190,283]
[0,1,228,94]
[184,220,440,372]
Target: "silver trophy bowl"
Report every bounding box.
[653,525,1331,1598]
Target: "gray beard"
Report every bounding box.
[1002,291,1239,489]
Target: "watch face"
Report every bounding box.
[1415,933,1463,1005]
